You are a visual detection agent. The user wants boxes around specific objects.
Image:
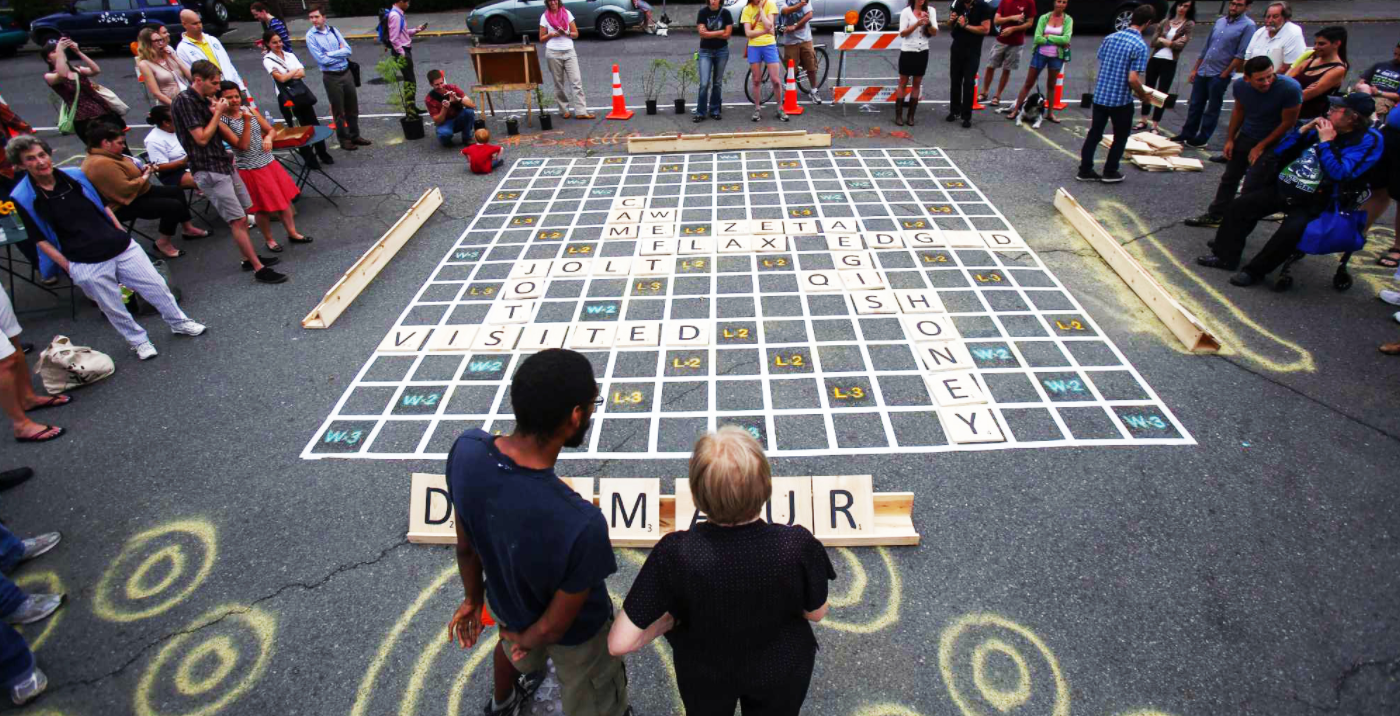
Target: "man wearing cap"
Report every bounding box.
[1197,92,1384,286]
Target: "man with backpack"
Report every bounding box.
[381,0,428,111]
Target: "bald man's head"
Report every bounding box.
[180,9,203,38]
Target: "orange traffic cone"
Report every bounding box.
[1051,71,1068,110]
[972,76,986,110]
[782,59,804,115]
[606,64,633,120]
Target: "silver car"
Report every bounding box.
[722,0,901,32]
[467,0,644,44]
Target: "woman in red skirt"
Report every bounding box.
[217,81,312,252]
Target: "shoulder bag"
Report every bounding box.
[267,54,317,109]
[35,336,115,395]
[1298,185,1367,255]
[55,78,80,135]
[90,80,130,116]
[332,28,362,86]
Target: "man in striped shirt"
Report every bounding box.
[252,3,291,47]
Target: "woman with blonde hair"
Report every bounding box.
[610,426,835,716]
[136,26,190,106]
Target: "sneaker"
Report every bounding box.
[1195,255,1238,271]
[20,532,60,563]
[710,113,722,121]
[1076,169,1102,182]
[961,117,972,128]
[241,256,280,271]
[1263,211,1286,222]
[133,342,158,360]
[1184,213,1223,228]
[1185,138,1209,148]
[10,666,46,706]
[481,670,545,716]
[1208,153,1227,164]
[254,267,288,284]
[777,110,790,122]
[692,113,704,123]
[806,90,824,105]
[1168,134,1189,143]
[751,110,761,122]
[171,320,206,337]
[4,594,64,625]
[946,112,958,122]
[1379,289,1400,306]
[1101,170,1125,183]
[1228,270,1258,287]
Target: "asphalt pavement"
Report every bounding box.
[0,11,1397,716]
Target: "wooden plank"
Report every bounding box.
[303,188,443,329]
[1054,188,1222,353]
[407,474,918,547]
[627,131,832,154]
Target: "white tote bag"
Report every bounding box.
[35,336,115,395]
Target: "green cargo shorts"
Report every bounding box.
[500,618,629,716]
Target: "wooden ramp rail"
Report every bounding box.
[627,131,832,154]
[303,188,443,329]
[1053,188,1221,353]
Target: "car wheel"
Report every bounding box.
[1113,3,1136,31]
[208,0,230,24]
[596,13,623,40]
[484,16,513,44]
[859,4,890,32]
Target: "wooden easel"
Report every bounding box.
[468,41,545,127]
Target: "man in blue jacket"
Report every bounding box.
[1197,92,1383,286]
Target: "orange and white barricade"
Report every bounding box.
[832,31,905,114]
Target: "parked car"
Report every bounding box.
[0,8,26,56]
[1069,0,1170,32]
[29,0,230,54]
[722,0,900,32]
[466,0,644,44]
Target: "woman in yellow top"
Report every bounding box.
[741,0,789,123]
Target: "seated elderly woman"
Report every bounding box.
[609,426,835,716]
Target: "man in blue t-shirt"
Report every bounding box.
[445,349,629,716]
[1186,55,1302,227]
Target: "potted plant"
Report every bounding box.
[376,54,424,140]
[644,58,672,116]
[673,53,698,115]
[539,92,555,131]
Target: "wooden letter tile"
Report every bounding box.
[925,370,988,407]
[904,230,942,248]
[812,475,874,538]
[471,325,523,352]
[915,340,975,372]
[751,219,784,235]
[716,219,749,236]
[508,260,552,279]
[981,230,1027,249]
[605,209,641,225]
[639,238,676,257]
[677,237,715,255]
[826,234,863,251]
[664,321,710,347]
[832,251,874,271]
[516,323,570,351]
[942,230,985,247]
[939,406,1006,444]
[753,235,789,253]
[425,325,479,353]
[601,223,639,240]
[568,324,617,350]
[611,196,646,210]
[485,301,536,325]
[824,218,860,233]
[551,258,593,277]
[673,478,706,531]
[900,315,961,342]
[599,478,661,540]
[840,269,887,291]
[633,257,671,276]
[893,289,945,314]
[640,208,678,223]
[615,321,662,347]
[783,219,818,235]
[799,270,842,292]
[853,290,898,315]
[378,326,433,353]
[502,278,544,300]
[595,257,633,277]
[765,477,815,530]
[640,223,675,239]
[866,232,905,249]
[717,236,752,253]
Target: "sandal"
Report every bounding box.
[1132,121,1149,131]
[1046,114,1061,123]
[574,113,597,120]
[181,228,211,239]
[289,235,314,244]
[27,395,71,412]
[1381,341,1400,355]
[155,247,186,259]
[266,242,284,253]
[15,426,64,443]
[1377,248,1400,268]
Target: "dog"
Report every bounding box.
[1015,91,1047,129]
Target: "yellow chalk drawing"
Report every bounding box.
[445,633,500,716]
[853,704,925,716]
[970,638,1031,712]
[827,548,867,608]
[14,571,64,651]
[1096,201,1316,373]
[95,520,217,623]
[134,605,276,716]
[351,565,456,716]
[938,613,1069,716]
[818,547,901,634]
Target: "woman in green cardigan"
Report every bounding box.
[1006,0,1072,124]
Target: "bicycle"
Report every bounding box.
[742,42,829,105]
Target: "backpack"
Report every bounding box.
[377,7,398,49]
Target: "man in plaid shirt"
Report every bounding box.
[1078,4,1154,183]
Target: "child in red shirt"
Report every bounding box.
[461,128,504,175]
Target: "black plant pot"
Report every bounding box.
[506,117,520,136]
[540,113,553,131]
[674,99,686,115]
[646,100,658,115]
[401,116,425,140]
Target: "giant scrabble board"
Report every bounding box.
[304,149,1192,460]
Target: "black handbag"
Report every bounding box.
[267,54,317,108]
